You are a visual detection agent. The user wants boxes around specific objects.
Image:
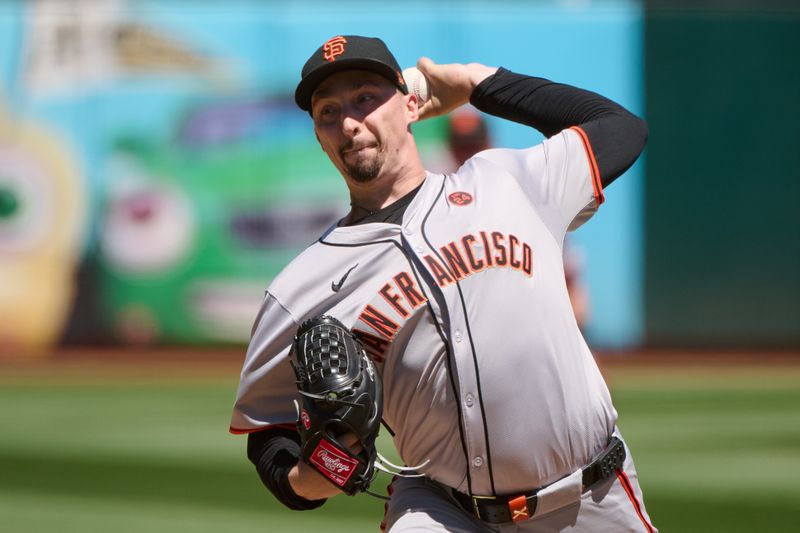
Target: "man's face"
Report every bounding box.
[311,70,412,184]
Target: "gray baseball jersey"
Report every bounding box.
[231,126,615,497]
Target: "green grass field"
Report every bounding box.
[1,354,798,532]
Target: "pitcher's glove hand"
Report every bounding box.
[290,315,383,495]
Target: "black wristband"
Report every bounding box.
[247,428,327,511]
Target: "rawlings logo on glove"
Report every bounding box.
[310,440,359,486]
[290,315,383,495]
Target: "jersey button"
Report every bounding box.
[465,393,474,407]
[403,227,413,235]
[454,330,462,343]
[415,246,424,253]
[472,456,484,467]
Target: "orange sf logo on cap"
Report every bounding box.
[323,36,347,62]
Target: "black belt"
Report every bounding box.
[450,437,626,524]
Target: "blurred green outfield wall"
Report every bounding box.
[643,5,800,347]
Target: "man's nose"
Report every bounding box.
[341,114,361,136]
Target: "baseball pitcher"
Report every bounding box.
[231,35,657,532]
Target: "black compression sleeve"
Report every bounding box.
[470,67,648,187]
[247,428,326,511]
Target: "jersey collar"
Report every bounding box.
[319,172,444,246]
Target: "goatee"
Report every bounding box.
[340,142,382,183]
[346,159,382,183]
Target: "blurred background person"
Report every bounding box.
[447,105,493,168]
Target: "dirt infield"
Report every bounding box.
[1,345,798,384]
[0,346,244,384]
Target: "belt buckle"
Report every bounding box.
[470,494,494,520]
[598,437,625,478]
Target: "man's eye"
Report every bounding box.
[358,93,375,103]
[319,106,335,118]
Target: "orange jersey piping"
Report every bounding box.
[616,468,656,533]
[229,422,296,435]
[570,126,605,206]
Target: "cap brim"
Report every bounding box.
[295,58,408,112]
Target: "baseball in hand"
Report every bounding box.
[402,67,430,106]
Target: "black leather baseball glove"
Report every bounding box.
[290,315,383,495]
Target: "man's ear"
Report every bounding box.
[405,93,420,124]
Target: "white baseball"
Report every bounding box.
[402,67,430,106]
